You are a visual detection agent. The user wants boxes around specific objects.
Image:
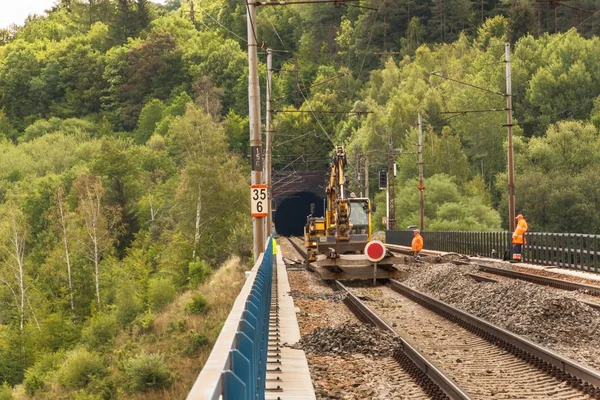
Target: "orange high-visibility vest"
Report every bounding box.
[512,219,528,245]
[412,234,423,252]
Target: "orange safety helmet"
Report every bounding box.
[516,214,524,220]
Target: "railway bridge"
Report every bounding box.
[187,230,600,400]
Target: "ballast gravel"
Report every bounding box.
[295,322,401,358]
[403,263,600,370]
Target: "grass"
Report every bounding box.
[122,256,248,400]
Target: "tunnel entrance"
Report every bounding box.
[274,191,325,236]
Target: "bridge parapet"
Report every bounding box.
[188,237,273,400]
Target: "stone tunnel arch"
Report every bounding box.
[274,191,325,236]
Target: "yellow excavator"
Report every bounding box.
[309,145,401,280]
[318,145,373,255]
[304,212,326,262]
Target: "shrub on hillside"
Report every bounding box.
[185,293,209,315]
[23,352,64,395]
[134,311,155,334]
[188,259,211,286]
[148,278,176,312]
[57,348,107,389]
[116,281,142,326]
[185,332,209,355]
[81,312,118,349]
[123,353,173,393]
[0,383,12,400]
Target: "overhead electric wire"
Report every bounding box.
[297,82,335,145]
[193,8,248,43]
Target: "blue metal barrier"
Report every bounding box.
[188,237,274,400]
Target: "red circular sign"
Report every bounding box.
[364,240,386,262]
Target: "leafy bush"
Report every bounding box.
[134,311,155,334]
[57,348,107,389]
[148,278,176,312]
[81,312,118,349]
[23,352,64,395]
[0,383,12,400]
[188,259,211,286]
[123,353,173,393]
[116,281,142,326]
[185,332,209,355]
[185,293,209,315]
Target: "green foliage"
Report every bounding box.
[134,311,155,334]
[185,332,209,355]
[136,99,165,143]
[81,312,118,349]
[188,258,211,286]
[115,280,142,326]
[23,352,64,396]
[57,348,107,390]
[148,278,176,312]
[376,174,501,231]
[0,383,12,400]
[185,293,209,315]
[123,353,173,393]
[503,121,600,233]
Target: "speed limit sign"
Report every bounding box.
[251,184,268,217]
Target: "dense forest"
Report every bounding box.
[0,0,599,398]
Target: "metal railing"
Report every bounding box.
[386,230,600,273]
[187,237,274,400]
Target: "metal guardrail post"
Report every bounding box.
[384,230,600,273]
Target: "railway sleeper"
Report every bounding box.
[393,281,600,399]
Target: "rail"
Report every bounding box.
[187,236,274,400]
[389,279,600,397]
[336,281,470,400]
[387,230,600,273]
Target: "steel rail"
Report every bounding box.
[286,237,469,398]
[466,272,600,312]
[475,264,600,296]
[389,242,600,296]
[335,281,471,400]
[389,279,600,398]
[285,236,309,266]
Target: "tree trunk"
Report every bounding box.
[192,183,202,260]
[93,233,101,308]
[10,210,26,332]
[57,189,76,320]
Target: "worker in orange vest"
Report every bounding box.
[411,229,424,261]
[511,214,528,262]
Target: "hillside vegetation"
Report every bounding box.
[0,0,600,398]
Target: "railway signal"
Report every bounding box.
[364,240,386,263]
[379,170,387,190]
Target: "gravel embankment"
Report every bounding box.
[403,263,600,369]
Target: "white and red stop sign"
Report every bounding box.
[364,240,386,263]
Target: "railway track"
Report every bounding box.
[388,243,600,297]
[349,281,600,399]
[467,272,600,312]
[284,237,465,399]
[286,237,600,399]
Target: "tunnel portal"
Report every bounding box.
[274,191,325,236]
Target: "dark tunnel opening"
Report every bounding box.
[275,191,325,236]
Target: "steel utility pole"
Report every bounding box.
[248,1,264,260]
[505,43,516,233]
[417,113,425,231]
[265,49,273,237]
[387,138,397,230]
